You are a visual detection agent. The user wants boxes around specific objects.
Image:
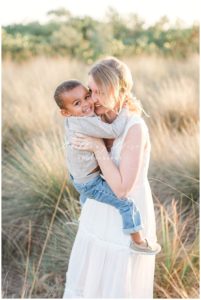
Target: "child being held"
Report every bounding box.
[54,79,161,255]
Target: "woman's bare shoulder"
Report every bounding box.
[123,115,149,147]
[126,113,148,131]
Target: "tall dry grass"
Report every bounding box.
[2,55,199,298]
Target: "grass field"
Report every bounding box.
[2,55,199,298]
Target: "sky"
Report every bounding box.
[0,0,200,26]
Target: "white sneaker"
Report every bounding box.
[130,239,161,255]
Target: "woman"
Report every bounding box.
[63,57,158,298]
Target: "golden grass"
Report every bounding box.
[2,55,199,298]
[154,199,199,298]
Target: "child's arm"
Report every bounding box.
[68,108,128,139]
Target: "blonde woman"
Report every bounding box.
[63,57,159,298]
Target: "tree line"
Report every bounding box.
[2,8,199,62]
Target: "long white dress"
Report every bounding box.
[63,114,157,298]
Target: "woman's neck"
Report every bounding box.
[101,110,118,123]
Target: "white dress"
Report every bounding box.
[63,114,157,298]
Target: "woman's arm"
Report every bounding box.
[72,123,147,198]
[94,123,147,198]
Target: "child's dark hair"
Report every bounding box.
[54,80,82,109]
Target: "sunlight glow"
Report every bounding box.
[1,0,199,26]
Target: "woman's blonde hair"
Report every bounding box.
[89,56,144,115]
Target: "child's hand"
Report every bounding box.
[71,133,104,152]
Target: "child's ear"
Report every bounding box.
[60,109,71,117]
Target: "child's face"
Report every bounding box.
[60,85,94,117]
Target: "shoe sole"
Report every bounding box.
[130,246,161,255]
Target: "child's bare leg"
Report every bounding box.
[130,231,146,245]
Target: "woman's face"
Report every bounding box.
[88,75,112,116]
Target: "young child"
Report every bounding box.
[54,79,161,255]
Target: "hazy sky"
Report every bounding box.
[1,0,199,26]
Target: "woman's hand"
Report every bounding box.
[71,133,105,153]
